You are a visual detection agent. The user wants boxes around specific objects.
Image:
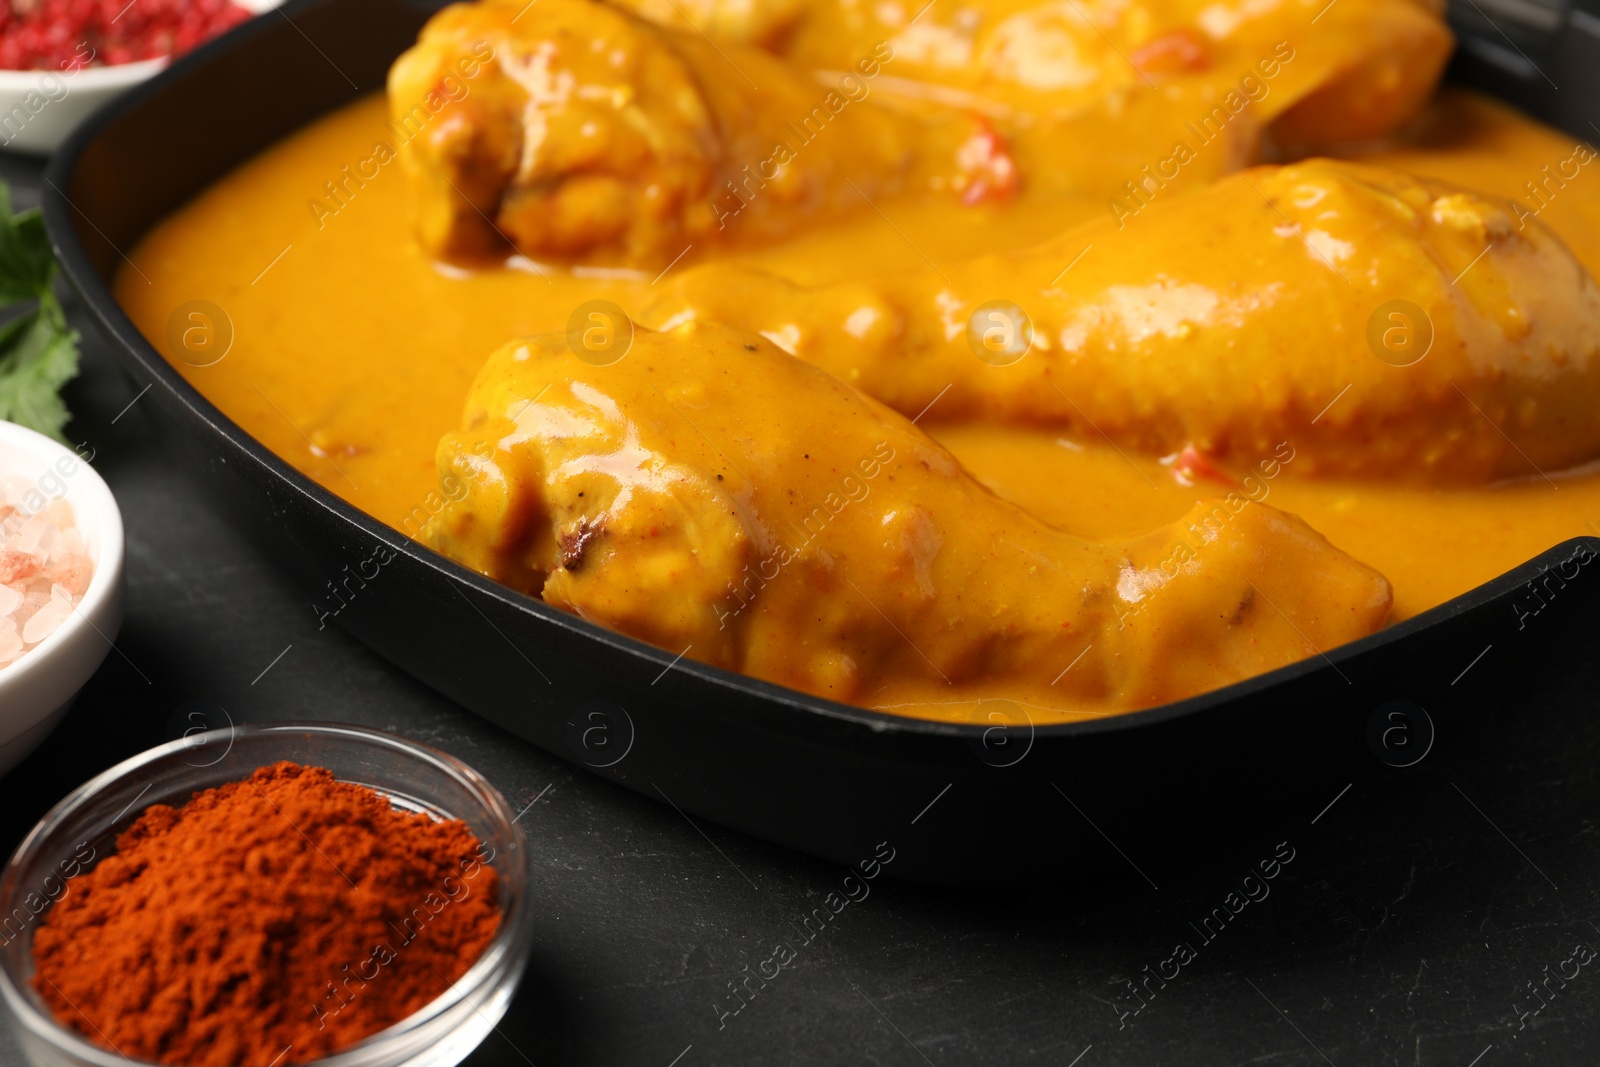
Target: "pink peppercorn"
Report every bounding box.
[0,0,253,71]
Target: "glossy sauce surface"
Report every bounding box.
[115,88,1600,717]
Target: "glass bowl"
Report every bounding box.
[0,722,533,1067]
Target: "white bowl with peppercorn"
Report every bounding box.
[0,0,282,155]
[0,419,123,774]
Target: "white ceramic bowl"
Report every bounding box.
[0,421,124,774]
[0,0,284,155]
[0,59,166,156]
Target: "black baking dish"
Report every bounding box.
[41,0,1600,883]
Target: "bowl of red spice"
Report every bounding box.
[0,0,279,154]
[0,722,534,1067]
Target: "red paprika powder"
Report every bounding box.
[31,761,503,1066]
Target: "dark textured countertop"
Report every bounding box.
[2,149,1598,1067]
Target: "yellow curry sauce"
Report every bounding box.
[115,88,1600,718]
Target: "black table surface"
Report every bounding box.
[2,148,1598,1067]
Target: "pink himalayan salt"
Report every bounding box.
[22,594,71,644]
[0,492,93,669]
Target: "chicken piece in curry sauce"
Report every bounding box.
[424,323,1393,715]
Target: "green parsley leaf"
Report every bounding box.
[0,180,79,441]
[0,299,79,441]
